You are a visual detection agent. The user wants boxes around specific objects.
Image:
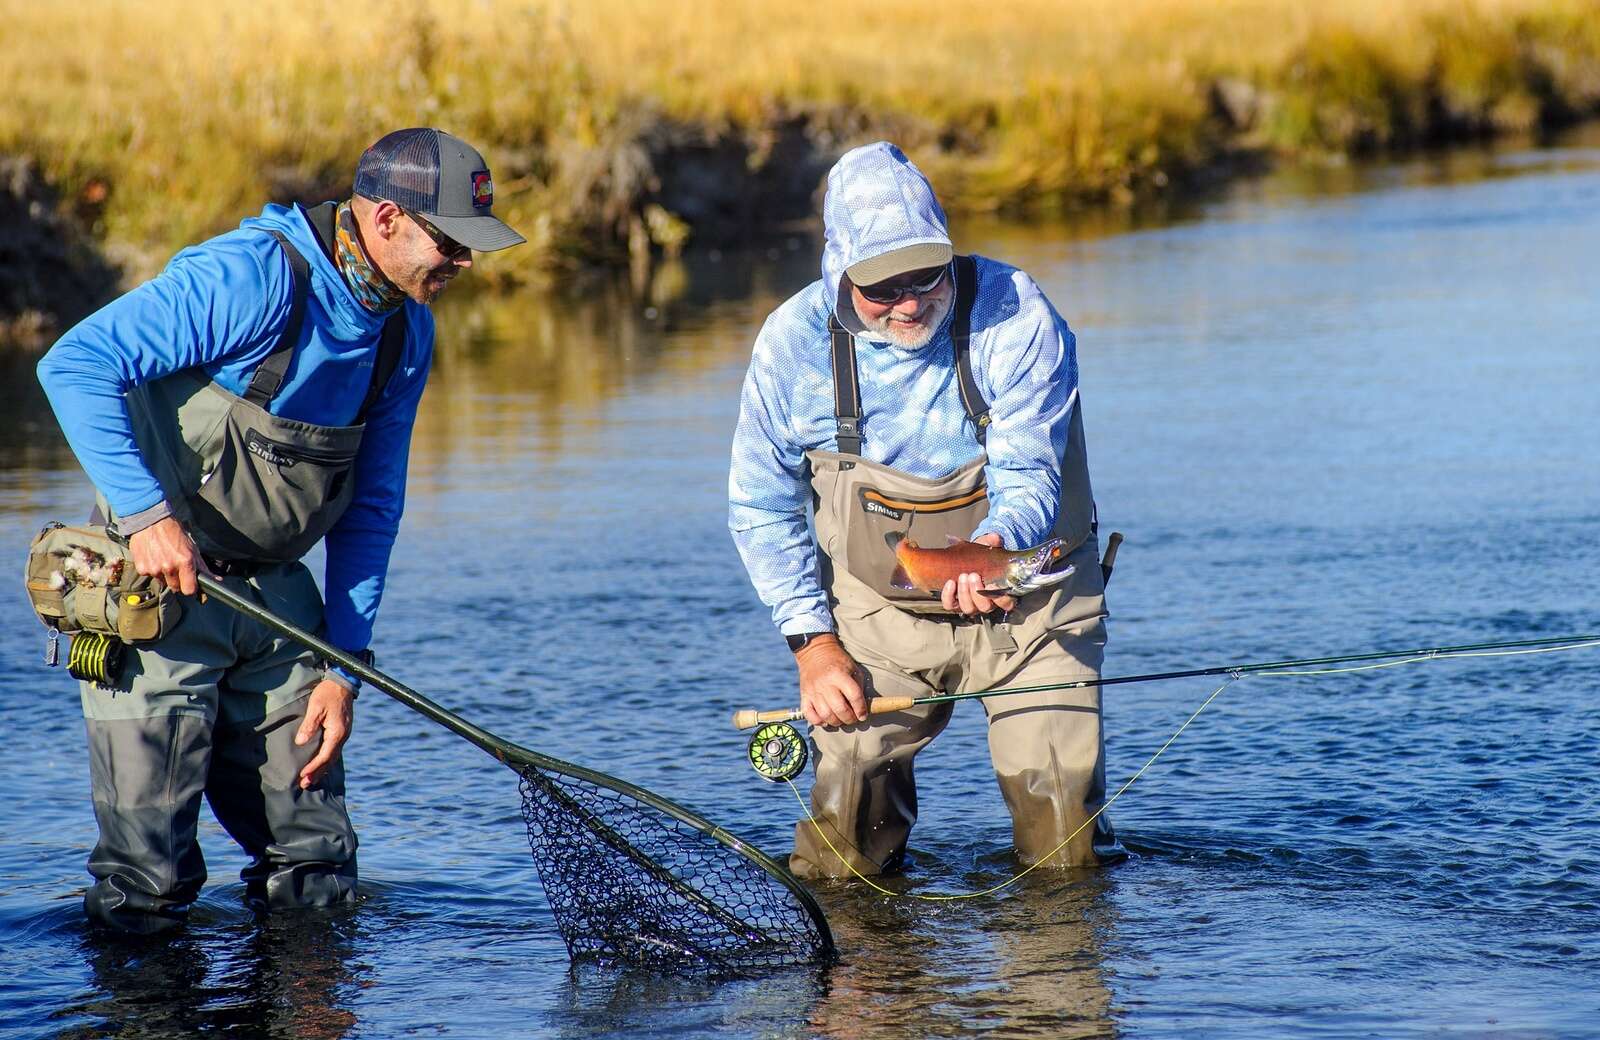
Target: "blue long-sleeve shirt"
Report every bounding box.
[37,203,434,657]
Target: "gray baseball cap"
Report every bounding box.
[845,241,953,288]
[354,128,526,252]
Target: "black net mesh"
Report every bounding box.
[517,764,831,977]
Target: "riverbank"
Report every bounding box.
[3,0,1598,344]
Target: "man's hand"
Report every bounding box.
[940,532,1018,615]
[128,516,214,596]
[295,678,355,790]
[796,635,868,728]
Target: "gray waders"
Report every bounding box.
[82,222,404,932]
[791,255,1117,879]
[81,564,357,932]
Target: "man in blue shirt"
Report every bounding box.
[37,128,524,933]
[729,142,1119,877]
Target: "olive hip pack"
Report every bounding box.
[24,522,179,644]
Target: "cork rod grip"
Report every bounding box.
[731,695,918,731]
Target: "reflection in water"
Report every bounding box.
[1,347,75,475]
[416,243,817,471]
[807,871,1117,1039]
[540,870,1117,1039]
[549,964,826,1040]
[56,908,363,1039]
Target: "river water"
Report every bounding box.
[2,129,1598,1039]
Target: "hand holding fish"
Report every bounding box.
[795,634,869,728]
[887,530,1076,614]
[941,534,1017,614]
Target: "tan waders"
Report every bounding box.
[791,256,1116,878]
[81,222,402,932]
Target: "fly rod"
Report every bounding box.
[731,630,1600,730]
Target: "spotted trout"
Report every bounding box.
[885,533,1076,597]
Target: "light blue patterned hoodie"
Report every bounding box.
[729,142,1082,636]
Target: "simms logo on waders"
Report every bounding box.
[245,431,298,468]
[856,485,987,524]
[863,499,905,521]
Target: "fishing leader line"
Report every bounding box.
[785,636,1600,902]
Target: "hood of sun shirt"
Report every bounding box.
[821,142,955,337]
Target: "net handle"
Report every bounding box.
[199,574,533,764]
[197,574,836,958]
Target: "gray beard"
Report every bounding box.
[854,292,953,350]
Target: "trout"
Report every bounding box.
[885,533,1075,597]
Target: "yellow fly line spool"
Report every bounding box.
[66,631,124,685]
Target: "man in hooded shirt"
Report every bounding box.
[729,141,1119,878]
[37,128,524,933]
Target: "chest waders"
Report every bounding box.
[791,255,1119,878]
[78,227,404,932]
[123,229,406,563]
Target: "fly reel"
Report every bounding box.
[747,722,808,783]
[67,631,124,685]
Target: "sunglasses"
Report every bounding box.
[401,206,471,262]
[854,264,949,305]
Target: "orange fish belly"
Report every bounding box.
[891,539,1012,592]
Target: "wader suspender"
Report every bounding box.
[828,254,985,456]
[248,230,407,423]
[827,312,864,455]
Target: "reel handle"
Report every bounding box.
[731,695,918,731]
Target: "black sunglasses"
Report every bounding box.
[854,264,949,305]
[401,206,471,261]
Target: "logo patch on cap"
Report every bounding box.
[471,171,494,209]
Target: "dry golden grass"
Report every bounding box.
[3,0,1597,280]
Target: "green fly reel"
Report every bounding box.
[747,722,808,783]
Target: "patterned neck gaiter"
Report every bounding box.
[334,200,407,313]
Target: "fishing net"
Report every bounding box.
[180,576,830,977]
[518,763,832,977]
